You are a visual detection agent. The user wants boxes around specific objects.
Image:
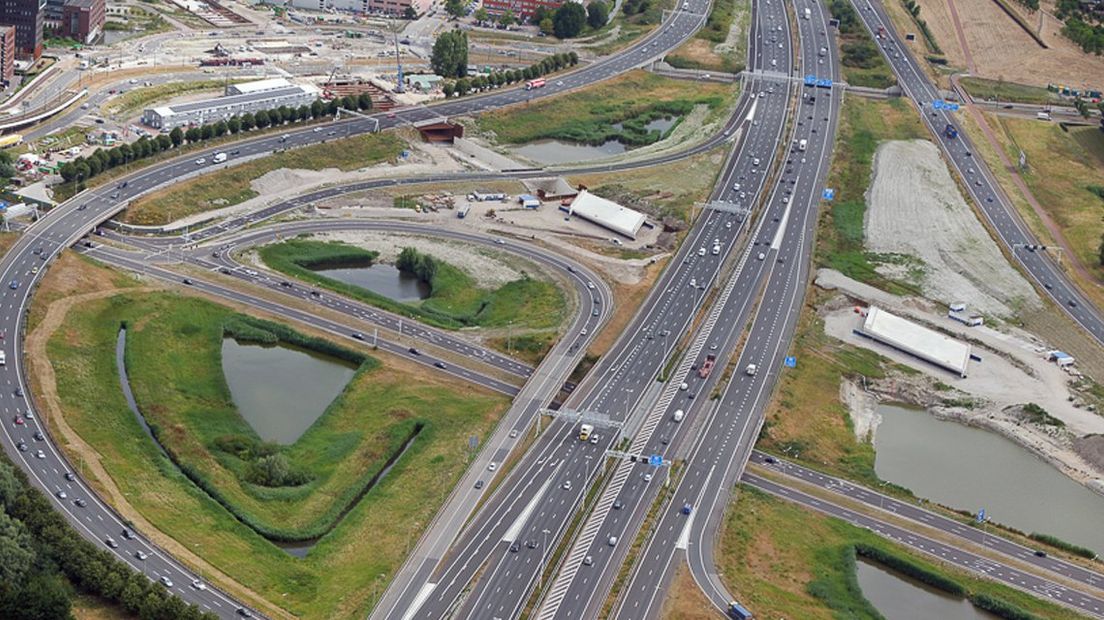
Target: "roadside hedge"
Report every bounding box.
[969,593,1043,620]
[1028,533,1098,560]
[854,543,966,596]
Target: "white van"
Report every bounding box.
[0,350,6,365]
[213,152,227,163]
[672,409,684,422]
[746,364,758,376]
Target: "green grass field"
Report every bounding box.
[104,80,247,119]
[815,97,927,294]
[960,77,1061,105]
[46,288,509,619]
[121,132,405,226]
[476,70,731,146]
[259,240,567,331]
[664,0,749,73]
[720,486,1088,619]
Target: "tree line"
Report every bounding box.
[0,456,222,619]
[441,51,579,98]
[1056,0,1104,54]
[58,94,374,187]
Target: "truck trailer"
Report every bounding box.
[698,354,716,378]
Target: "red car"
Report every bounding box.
[387,112,396,118]
[13,416,24,425]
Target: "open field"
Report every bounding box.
[815,97,927,293]
[664,0,750,73]
[259,239,566,331]
[984,113,1104,280]
[120,132,405,226]
[475,70,732,146]
[30,254,510,619]
[717,485,1088,619]
[910,0,1104,85]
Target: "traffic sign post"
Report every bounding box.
[784,356,797,368]
[822,188,835,201]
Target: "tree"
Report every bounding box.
[431,29,469,78]
[0,462,20,509]
[357,92,372,110]
[297,104,310,121]
[7,572,72,620]
[240,112,255,130]
[442,81,456,97]
[554,3,586,38]
[499,9,516,27]
[539,17,554,35]
[456,78,471,95]
[445,0,465,18]
[0,513,34,586]
[199,124,214,140]
[310,99,324,119]
[184,127,201,143]
[254,110,270,128]
[0,151,15,184]
[212,120,228,137]
[587,1,609,29]
[474,6,488,23]
[403,5,417,18]
[169,127,183,147]
[340,95,356,111]
[227,117,241,134]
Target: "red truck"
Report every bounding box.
[698,354,716,378]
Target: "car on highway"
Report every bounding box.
[474,480,484,489]
[14,387,22,397]
[682,503,693,515]
[33,431,44,441]
[236,608,254,618]
[613,499,623,510]
[56,490,67,499]
[643,472,653,482]
[192,579,207,590]
[764,456,777,464]
[122,528,135,540]
[105,537,118,548]
[562,480,572,490]
[195,158,205,165]
[351,332,365,340]
[487,462,497,471]
[408,347,420,355]
[1034,550,1047,557]
[34,450,45,459]
[8,280,18,289]
[510,541,520,553]
[434,361,447,369]
[13,415,24,425]
[607,535,618,546]
[16,442,27,452]
[583,555,593,566]
[74,498,87,507]
[159,576,173,588]
[64,472,75,481]
[135,550,148,561]
[182,279,193,285]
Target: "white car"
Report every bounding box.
[195,158,206,165]
[159,576,173,588]
[191,580,207,591]
[487,462,498,471]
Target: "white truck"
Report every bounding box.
[798,138,807,151]
[213,152,228,163]
[0,350,6,365]
[672,409,684,422]
[745,363,757,376]
[803,7,811,19]
[1036,111,1052,121]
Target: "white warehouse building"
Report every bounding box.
[142,78,320,130]
[567,190,646,239]
[856,306,973,377]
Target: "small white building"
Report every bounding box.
[565,190,646,239]
[857,306,973,377]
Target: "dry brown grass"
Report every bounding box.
[660,562,720,619]
[911,0,1104,85]
[589,258,667,357]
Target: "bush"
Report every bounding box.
[1028,533,1098,559]
[855,543,966,595]
[969,593,1043,620]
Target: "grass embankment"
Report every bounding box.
[959,77,1062,105]
[815,97,927,294]
[827,0,897,88]
[259,240,566,331]
[42,269,509,618]
[718,486,1088,619]
[477,70,731,147]
[104,79,246,119]
[121,132,405,226]
[984,113,1104,280]
[664,0,750,73]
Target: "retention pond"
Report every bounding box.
[312,263,430,302]
[856,557,997,619]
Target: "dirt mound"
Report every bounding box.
[864,139,1040,318]
[1074,435,1104,474]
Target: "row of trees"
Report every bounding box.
[0,458,220,619]
[58,94,374,185]
[441,51,579,98]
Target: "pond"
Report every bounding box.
[856,557,997,619]
[874,404,1104,555]
[221,339,357,445]
[313,263,430,302]
[512,116,678,165]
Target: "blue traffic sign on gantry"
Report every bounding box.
[804,75,817,86]
[932,100,943,110]
[649,454,663,467]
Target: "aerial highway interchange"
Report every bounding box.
[2,0,1104,617]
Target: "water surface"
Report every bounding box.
[856,557,997,619]
[313,263,430,302]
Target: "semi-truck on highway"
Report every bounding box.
[729,600,753,618]
[698,354,716,378]
[579,424,593,441]
[526,79,546,90]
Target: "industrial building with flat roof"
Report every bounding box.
[566,190,646,239]
[855,307,973,377]
[141,78,319,130]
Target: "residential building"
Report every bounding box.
[60,0,103,44]
[482,0,569,21]
[141,78,320,130]
[0,0,45,59]
[283,0,429,16]
[0,25,14,85]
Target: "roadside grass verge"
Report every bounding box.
[121,132,405,226]
[476,70,730,146]
[959,77,1062,105]
[815,97,927,294]
[40,273,509,619]
[827,0,897,88]
[985,113,1104,280]
[664,0,749,73]
[104,79,247,119]
[258,240,566,331]
[719,486,1087,619]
